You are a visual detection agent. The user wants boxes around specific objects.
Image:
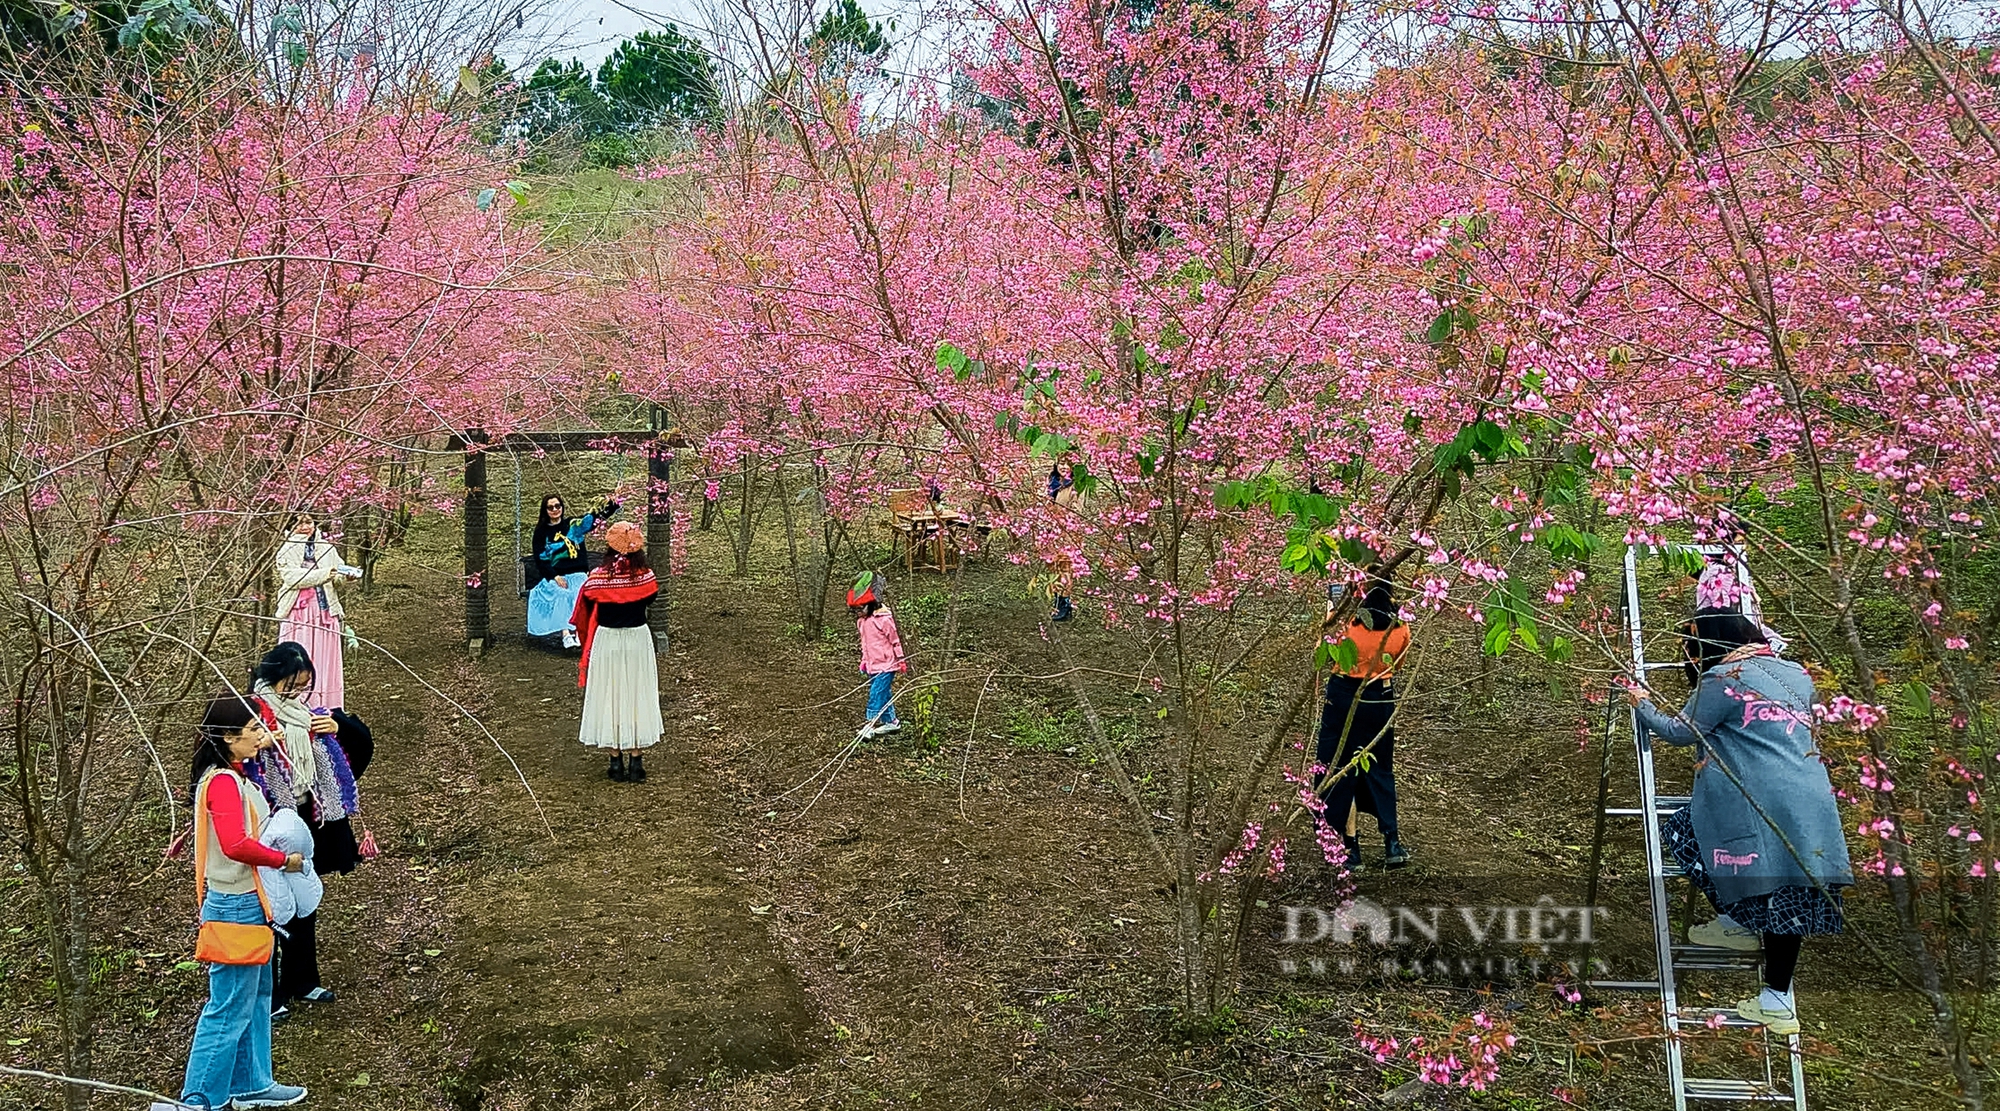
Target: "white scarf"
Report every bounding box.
[254,680,318,794]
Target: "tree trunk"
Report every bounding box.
[44,859,95,1111]
[802,468,835,640]
[774,466,807,632]
[732,461,755,576]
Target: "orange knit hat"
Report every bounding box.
[605,520,645,554]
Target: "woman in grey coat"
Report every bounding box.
[1627,609,1853,1035]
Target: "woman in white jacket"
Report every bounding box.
[273,511,361,709]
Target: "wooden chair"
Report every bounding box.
[886,488,933,573]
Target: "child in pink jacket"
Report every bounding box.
[847,572,907,737]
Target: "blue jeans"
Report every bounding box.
[865,671,899,726]
[181,890,275,1107]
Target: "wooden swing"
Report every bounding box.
[451,414,685,657]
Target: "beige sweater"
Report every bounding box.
[273,533,347,620]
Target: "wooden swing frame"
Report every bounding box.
[451,413,686,656]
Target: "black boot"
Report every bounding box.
[1383,832,1410,870]
[1341,835,1363,874]
[608,753,628,782]
[628,754,647,782]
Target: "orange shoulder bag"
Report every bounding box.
[191,772,276,966]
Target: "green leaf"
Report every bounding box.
[1425,309,1454,345]
[1515,623,1541,653]
[1482,621,1513,657]
[1659,545,1707,577]
[1905,680,1934,718]
[1549,635,1573,663]
[1070,462,1094,494]
[458,65,483,97]
[1330,638,1361,673]
[474,187,497,212]
[504,179,530,200]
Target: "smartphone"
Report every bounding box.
[1326,583,1346,603]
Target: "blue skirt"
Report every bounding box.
[1662,806,1845,935]
[527,573,584,636]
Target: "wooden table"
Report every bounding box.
[898,506,965,572]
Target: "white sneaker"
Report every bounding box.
[561,630,580,649]
[1735,990,1800,1035]
[874,720,902,735]
[1688,916,1761,951]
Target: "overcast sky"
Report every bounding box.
[543,0,706,67]
[543,0,932,70]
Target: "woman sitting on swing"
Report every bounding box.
[528,492,620,648]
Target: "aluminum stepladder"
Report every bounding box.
[1585,544,1807,1110]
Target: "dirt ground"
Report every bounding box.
[0,512,1976,1111]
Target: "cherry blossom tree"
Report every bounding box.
[0,44,564,1102]
[583,0,1998,1091]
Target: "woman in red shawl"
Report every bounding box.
[569,521,663,781]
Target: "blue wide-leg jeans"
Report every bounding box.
[179,890,275,1108]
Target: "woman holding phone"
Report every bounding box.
[273,510,361,709]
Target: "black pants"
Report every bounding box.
[1315,675,1398,838]
[275,911,320,1004]
[1763,933,1802,993]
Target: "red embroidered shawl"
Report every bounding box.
[569,557,658,687]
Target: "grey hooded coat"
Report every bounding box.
[1636,653,1855,906]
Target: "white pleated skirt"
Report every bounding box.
[578,625,663,750]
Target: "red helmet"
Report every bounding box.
[845,571,877,607]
